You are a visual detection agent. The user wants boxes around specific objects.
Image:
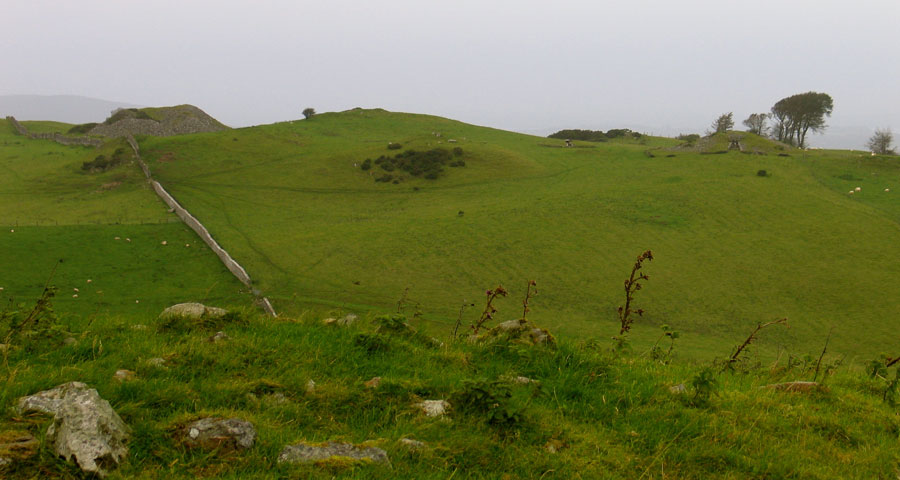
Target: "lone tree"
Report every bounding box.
[867,128,896,155]
[743,113,768,135]
[302,107,316,119]
[769,92,833,148]
[710,112,734,134]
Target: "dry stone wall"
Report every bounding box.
[126,136,277,317]
[6,116,103,147]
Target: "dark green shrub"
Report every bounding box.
[354,333,391,353]
[360,158,372,171]
[380,162,395,172]
[375,174,393,183]
[548,129,607,142]
[452,147,464,156]
[452,379,524,428]
[387,143,402,150]
[757,170,768,177]
[67,123,98,135]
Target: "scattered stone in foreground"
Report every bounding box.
[17,382,130,477]
[278,441,390,466]
[482,319,555,346]
[0,431,39,468]
[364,377,382,389]
[159,302,228,320]
[208,331,229,343]
[178,417,256,451]
[669,383,687,394]
[399,438,425,450]
[146,357,166,368]
[306,379,317,394]
[322,313,359,327]
[763,381,826,393]
[113,370,136,382]
[417,400,450,417]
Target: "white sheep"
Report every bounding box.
[886,188,891,192]
[855,187,861,192]
[848,190,854,195]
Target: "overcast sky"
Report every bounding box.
[2,0,898,148]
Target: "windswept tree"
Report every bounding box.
[770,92,833,148]
[710,112,734,134]
[743,113,768,135]
[302,107,316,119]
[867,128,896,155]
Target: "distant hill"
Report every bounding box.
[0,94,141,123]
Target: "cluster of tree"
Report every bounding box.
[867,129,895,155]
[709,92,835,149]
[361,147,465,181]
[548,128,642,142]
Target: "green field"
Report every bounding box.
[0,119,250,317]
[134,109,900,360]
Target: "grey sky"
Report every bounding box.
[3,0,898,148]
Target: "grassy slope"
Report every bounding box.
[139,109,900,360]
[2,311,899,479]
[0,119,250,316]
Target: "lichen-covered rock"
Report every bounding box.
[417,400,450,417]
[483,319,555,346]
[178,417,256,451]
[399,438,425,450]
[208,331,229,343]
[159,302,228,320]
[278,441,390,466]
[113,369,136,382]
[17,382,129,477]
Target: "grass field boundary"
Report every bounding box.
[6,115,104,147]
[125,134,278,317]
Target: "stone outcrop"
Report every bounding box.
[482,319,555,346]
[17,382,129,477]
[88,105,228,138]
[278,441,390,466]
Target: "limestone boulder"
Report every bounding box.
[278,441,390,466]
[158,302,228,320]
[178,417,256,451]
[17,382,129,477]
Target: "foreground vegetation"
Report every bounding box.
[2,302,899,479]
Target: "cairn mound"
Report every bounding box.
[88,105,228,138]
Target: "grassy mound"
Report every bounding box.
[134,109,900,360]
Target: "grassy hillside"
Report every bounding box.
[0,119,250,316]
[137,109,900,360]
[2,309,899,479]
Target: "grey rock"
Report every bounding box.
[63,337,77,346]
[159,302,228,320]
[278,441,390,466]
[305,379,316,393]
[669,383,687,394]
[417,400,450,417]
[179,417,256,451]
[338,313,358,326]
[17,382,129,477]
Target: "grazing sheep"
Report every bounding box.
[848,190,854,195]
[855,187,861,192]
[886,188,891,192]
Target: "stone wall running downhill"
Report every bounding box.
[124,136,277,317]
[6,116,104,147]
